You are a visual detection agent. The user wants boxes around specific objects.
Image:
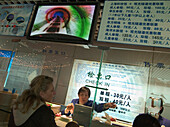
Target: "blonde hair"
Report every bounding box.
[14,75,53,113]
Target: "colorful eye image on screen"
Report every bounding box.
[30,5,96,40]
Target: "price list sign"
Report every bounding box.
[97,0,170,48]
[66,59,149,122]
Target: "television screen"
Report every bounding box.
[27,2,100,45]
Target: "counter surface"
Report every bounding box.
[55,115,132,127]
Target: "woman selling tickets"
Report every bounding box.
[61,86,116,116]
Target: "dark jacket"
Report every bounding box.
[158,115,170,127]
[8,104,58,127]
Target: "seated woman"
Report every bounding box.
[8,75,58,127]
[61,86,116,116]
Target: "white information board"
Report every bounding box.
[65,59,149,122]
[97,0,170,48]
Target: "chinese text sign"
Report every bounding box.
[65,59,149,122]
[97,0,170,48]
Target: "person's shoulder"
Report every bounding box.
[85,100,93,105]
[34,104,55,117]
[72,98,79,101]
[88,100,93,103]
[160,115,170,124]
[36,104,51,113]
[162,116,170,122]
[71,98,79,102]
[162,117,170,127]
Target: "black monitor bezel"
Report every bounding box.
[26,2,100,45]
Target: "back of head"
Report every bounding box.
[30,75,53,97]
[14,75,53,113]
[65,121,79,127]
[133,114,161,127]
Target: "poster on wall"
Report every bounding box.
[65,59,149,122]
[0,4,34,36]
[97,0,170,48]
[0,50,15,91]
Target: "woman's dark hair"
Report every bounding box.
[65,121,79,127]
[78,86,91,97]
[133,114,161,127]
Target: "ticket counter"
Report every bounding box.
[55,115,132,127]
[48,102,132,127]
[0,91,18,127]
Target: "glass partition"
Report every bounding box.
[0,36,169,126]
[90,47,170,126]
[147,50,170,119]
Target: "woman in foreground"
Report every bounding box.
[8,75,58,127]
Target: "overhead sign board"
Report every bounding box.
[97,0,170,48]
